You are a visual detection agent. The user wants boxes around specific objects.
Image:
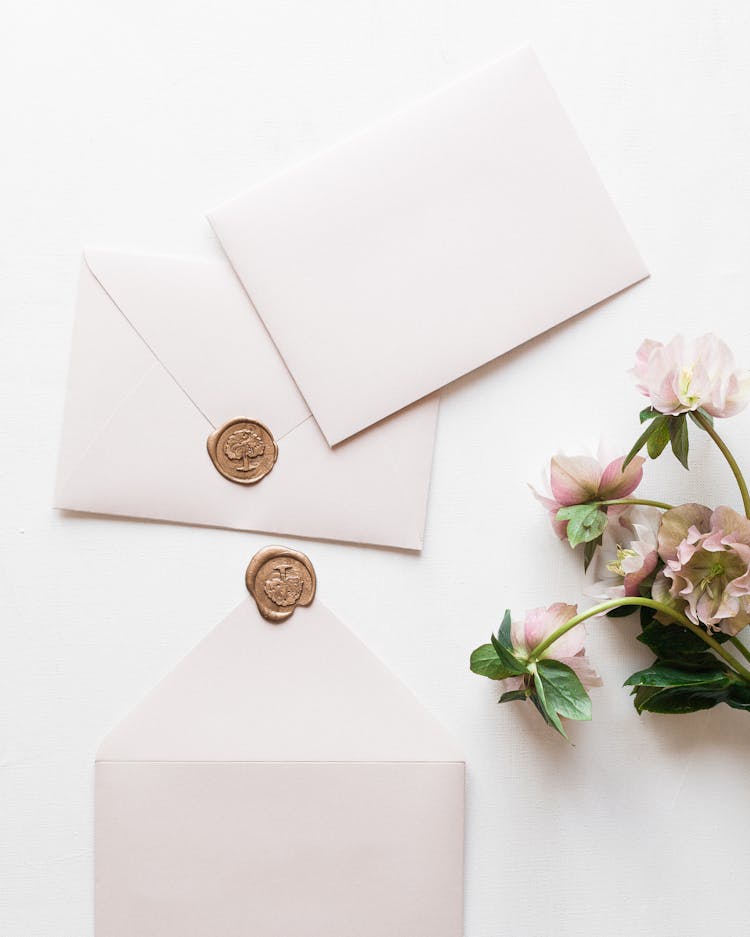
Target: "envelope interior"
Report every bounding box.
[96,600,464,936]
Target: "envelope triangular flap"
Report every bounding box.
[83,248,310,437]
[97,598,462,763]
[56,258,156,494]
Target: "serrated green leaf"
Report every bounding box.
[726,683,750,711]
[497,609,512,649]
[499,689,528,704]
[470,645,518,680]
[669,414,690,469]
[634,685,727,714]
[637,621,727,669]
[646,416,670,459]
[624,663,732,689]
[537,659,593,721]
[490,632,527,675]
[556,504,608,549]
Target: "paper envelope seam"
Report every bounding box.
[84,252,218,431]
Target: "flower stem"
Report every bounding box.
[691,410,750,519]
[528,597,750,682]
[598,498,674,510]
[729,635,750,666]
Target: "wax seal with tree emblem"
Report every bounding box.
[245,546,316,622]
[207,418,278,485]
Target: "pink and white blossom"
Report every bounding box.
[585,505,661,600]
[632,334,750,418]
[502,603,602,693]
[654,503,750,635]
[531,452,644,540]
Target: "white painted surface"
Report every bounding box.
[2,2,750,935]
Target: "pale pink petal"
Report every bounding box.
[622,547,658,596]
[561,652,603,690]
[657,503,712,562]
[598,455,644,500]
[550,456,603,505]
[529,485,568,540]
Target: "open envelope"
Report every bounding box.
[95,593,465,937]
[55,249,439,549]
[209,45,648,445]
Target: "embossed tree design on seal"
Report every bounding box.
[206,418,279,485]
[223,426,265,474]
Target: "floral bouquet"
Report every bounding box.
[471,334,750,739]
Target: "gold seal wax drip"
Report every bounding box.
[245,546,316,623]
[207,417,279,485]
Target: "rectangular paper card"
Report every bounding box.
[209,45,647,445]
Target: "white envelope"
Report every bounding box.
[55,249,439,549]
[209,45,648,445]
[96,594,465,937]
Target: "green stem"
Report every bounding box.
[692,410,750,518]
[598,498,674,511]
[729,635,750,666]
[528,597,750,682]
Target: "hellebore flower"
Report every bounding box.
[585,505,661,600]
[654,503,750,635]
[632,334,750,418]
[532,452,644,540]
[501,603,602,692]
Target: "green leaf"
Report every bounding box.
[556,504,608,549]
[499,689,528,704]
[623,420,659,469]
[640,407,659,423]
[490,632,527,675]
[633,685,727,715]
[470,645,518,680]
[637,621,726,668]
[726,683,750,711]
[669,414,690,469]
[537,659,593,721]
[624,663,732,689]
[532,670,566,737]
[646,416,670,459]
[606,604,637,619]
[497,609,512,649]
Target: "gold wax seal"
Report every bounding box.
[246,546,316,622]
[207,418,278,485]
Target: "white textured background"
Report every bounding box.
[2,2,750,935]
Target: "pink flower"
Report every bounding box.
[654,503,750,635]
[632,334,750,418]
[502,603,602,692]
[531,453,644,539]
[585,505,661,600]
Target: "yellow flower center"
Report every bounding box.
[606,545,638,579]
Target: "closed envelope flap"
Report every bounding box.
[83,248,311,437]
[97,597,463,763]
[56,250,440,550]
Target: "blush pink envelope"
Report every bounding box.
[95,595,465,937]
[208,45,648,446]
[55,249,439,550]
